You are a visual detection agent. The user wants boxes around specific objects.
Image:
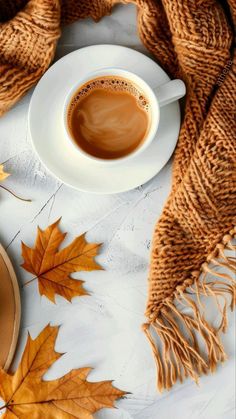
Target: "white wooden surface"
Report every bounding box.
[0,5,235,419]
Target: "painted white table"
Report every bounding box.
[0,5,235,419]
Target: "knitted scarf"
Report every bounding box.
[0,0,235,391]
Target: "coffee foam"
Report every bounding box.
[68,76,150,116]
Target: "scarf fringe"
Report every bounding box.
[143,228,236,392]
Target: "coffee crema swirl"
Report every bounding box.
[67,76,151,159]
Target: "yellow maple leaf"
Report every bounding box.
[0,164,9,182]
[21,219,102,303]
[0,325,126,418]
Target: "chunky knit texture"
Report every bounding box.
[0,0,235,391]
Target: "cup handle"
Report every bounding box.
[154,79,186,107]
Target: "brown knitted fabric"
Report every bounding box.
[0,0,235,391]
[0,0,61,115]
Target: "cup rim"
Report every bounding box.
[63,67,160,165]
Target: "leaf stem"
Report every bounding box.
[22,277,37,287]
[0,185,31,202]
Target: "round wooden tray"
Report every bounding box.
[0,244,21,370]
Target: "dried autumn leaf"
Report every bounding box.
[0,325,126,418]
[21,219,102,303]
[0,164,9,182]
[0,163,30,202]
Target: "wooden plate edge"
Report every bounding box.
[0,244,21,371]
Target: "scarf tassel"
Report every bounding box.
[143,228,236,392]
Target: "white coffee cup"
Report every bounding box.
[63,68,185,164]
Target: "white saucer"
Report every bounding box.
[29,45,180,194]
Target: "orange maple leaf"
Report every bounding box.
[0,325,126,418]
[21,219,102,303]
[0,164,9,182]
[0,163,30,202]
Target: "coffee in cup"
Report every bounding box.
[67,76,151,160]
